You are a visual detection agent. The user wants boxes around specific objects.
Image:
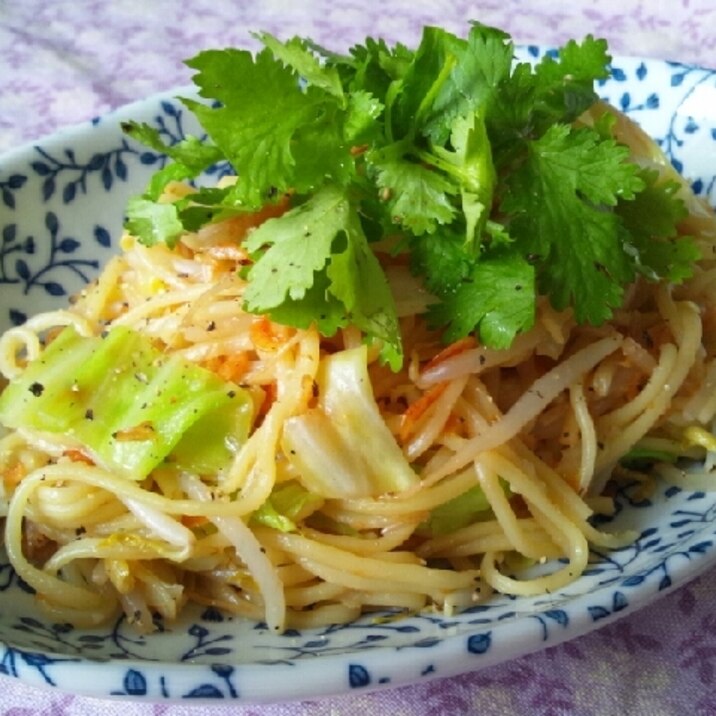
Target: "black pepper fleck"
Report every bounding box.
[29,382,44,397]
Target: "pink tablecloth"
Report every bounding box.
[1,1,716,714]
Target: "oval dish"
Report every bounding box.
[0,49,715,703]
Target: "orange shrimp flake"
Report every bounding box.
[399,382,448,442]
[250,316,294,352]
[62,448,95,466]
[422,336,477,372]
[208,352,251,383]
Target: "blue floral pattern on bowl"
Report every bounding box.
[0,49,715,704]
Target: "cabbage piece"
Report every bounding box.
[281,345,419,498]
[0,326,252,479]
[422,482,492,536]
[251,480,324,532]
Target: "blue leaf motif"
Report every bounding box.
[9,309,27,326]
[188,624,209,638]
[62,182,76,204]
[140,152,159,165]
[211,664,234,678]
[2,224,16,243]
[8,174,26,189]
[2,188,14,209]
[636,62,647,80]
[123,669,147,696]
[87,154,105,171]
[31,161,51,176]
[364,634,387,643]
[689,541,713,554]
[349,664,371,688]
[115,156,128,181]
[102,167,113,190]
[620,92,631,110]
[641,538,661,550]
[671,72,686,87]
[303,640,327,648]
[611,67,627,81]
[15,258,30,280]
[659,574,672,590]
[545,609,569,626]
[467,632,491,655]
[588,605,610,621]
[622,574,645,587]
[44,282,66,297]
[201,606,224,622]
[42,177,56,201]
[161,100,180,117]
[94,225,112,247]
[613,591,628,611]
[45,212,59,234]
[59,238,80,253]
[414,637,440,648]
[184,684,224,698]
[19,617,44,628]
[645,93,659,109]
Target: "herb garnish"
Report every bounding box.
[123,22,697,369]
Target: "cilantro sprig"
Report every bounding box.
[123,22,698,369]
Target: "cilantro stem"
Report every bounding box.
[413,53,457,129]
[384,80,402,143]
[414,147,471,187]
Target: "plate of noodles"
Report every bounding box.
[1,27,716,703]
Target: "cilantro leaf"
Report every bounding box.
[487,36,609,162]
[255,33,345,100]
[122,121,223,173]
[121,122,224,203]
[421,23,513,144]
[370,153,457,235]
[389,26,460,141]
[427,248,535,347]
[344,90,384,144]
[327,213,403,370]
[409,227,472,295]
[243,184,402,368]
[183,48,348,206]
[263,271,347,337]
[530,37,611,127]
[426,113,496,249]
[125,196,185,248]
[319,36,413,114]
[617,171,700,283]
[503,124,643,324]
